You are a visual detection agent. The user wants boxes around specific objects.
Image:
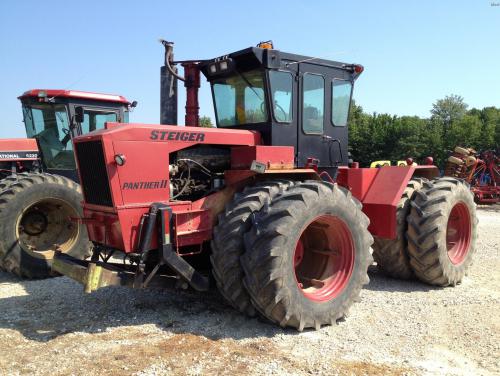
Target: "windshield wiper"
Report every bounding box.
[235,69,263,101]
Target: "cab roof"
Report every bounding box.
[19,89,129,104]
[199,47,363,80]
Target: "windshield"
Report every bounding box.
[23,104,75,170]
[212,69,268,127]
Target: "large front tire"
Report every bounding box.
[211,180,294,316]
[241,181,373,331]
[0,173,90,278]
[406,178,477,286]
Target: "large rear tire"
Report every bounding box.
[407,178,477,286]
[0,172,37,192]
[0,173,90,278]
[211,180,294,316]
[372,179,425,279]
[241,181,373,331]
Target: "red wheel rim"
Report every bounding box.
[293,215,355,302]
[446,202,471,265]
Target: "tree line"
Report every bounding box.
[200,95,499,169]
[349,95,499,168]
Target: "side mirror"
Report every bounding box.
[75,106,85,123]
[130,101,138,108]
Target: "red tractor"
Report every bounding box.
[0,90,133,278]
[53,42,477,330]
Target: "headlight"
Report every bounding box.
[219,61,228,71]
[114,154,126,166]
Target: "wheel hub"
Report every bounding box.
[446,202,472,265]
[15,198,79,259]
[20,210,49,236]
[293,215,355,302]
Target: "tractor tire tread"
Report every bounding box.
[406,177,477,286]
[210,179,295,316]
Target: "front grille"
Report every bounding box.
[75,141,113,207]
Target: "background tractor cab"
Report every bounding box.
[0,89,134,280]
[18,89,134,181]
[198,43,363,170]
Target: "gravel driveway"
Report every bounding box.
[0,207,498,376]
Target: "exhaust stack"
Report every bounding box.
[160,40,178,125]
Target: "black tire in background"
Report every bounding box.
[0,172,36,192]
[241,181,373,331]
[0,173,33,272]
[406,178,477,286]
[0,173,90,278]
[211,180,294,316]
[372,179,425,279]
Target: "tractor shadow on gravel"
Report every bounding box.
[0,266,447,343]
[365,265,443,293]
[0,272,296,343]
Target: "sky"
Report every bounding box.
[0,0,498,138]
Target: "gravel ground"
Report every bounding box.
[0,206,499,376]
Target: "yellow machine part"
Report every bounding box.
[370,160,391,168]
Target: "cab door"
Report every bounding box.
[298,63,325,167]
[297,63,352,168]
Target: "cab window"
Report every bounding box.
[269,70,293,123]
[331,80,352,127]
[23,104,74,169]
[302,74,324,134]
[80,110,118,134]
[212,69,268,126]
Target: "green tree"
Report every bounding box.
[431,94,468,127]
[199,116,213,127]
[346,96,498,169]
[446,114,482,152]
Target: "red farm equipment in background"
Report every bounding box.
[0,90,133,278]
[445,146,500,204]
[51,41,478,331]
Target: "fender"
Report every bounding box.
[337,166,439,239]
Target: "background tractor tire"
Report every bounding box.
[0,172,37,192]
[372,179,425,279]
[0,173,90,279]
[0,173,36,272]
[407,178,477,286]
[241,181,373,331]
[211,180,294,316]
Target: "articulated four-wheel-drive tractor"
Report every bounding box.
[52,41,478,330]
[0,90,133,278]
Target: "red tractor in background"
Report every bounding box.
[53,41,478,330]
[0,90,133,278]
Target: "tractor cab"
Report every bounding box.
[199,45,363,168]
[19,89,133,180]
